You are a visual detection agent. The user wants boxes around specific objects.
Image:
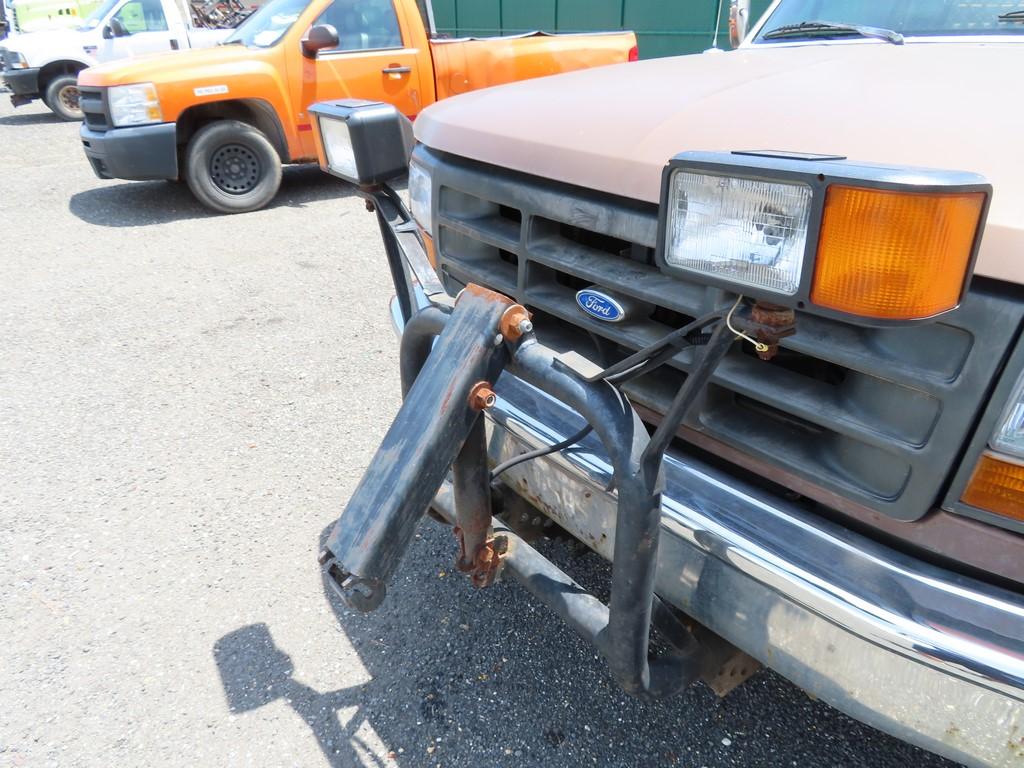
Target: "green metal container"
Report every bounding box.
[431,0,773,58]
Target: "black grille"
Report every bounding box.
[79,86,111,132]
[425,148,1024,521]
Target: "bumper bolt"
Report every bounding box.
[500,305,534,341]
[469,381,497,411]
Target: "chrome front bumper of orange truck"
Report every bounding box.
[388,288,1024,768]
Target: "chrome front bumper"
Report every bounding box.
[390,296,1024,768]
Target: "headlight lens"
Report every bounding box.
[992,373,1024,458]
[408,160,433,235]
[4,50,29,69]
[319,117,358,180]
[109,83,162,127]
[664,170,812,296]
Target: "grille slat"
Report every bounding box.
[426,148,1024,520]
[78,86,110,132]
[439,214,520,251]
[529,238,707,315]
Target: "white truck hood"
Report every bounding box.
[2,27,99,64]
[415,42,1024,285]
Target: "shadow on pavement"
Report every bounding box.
[214,623,379,768]
[211,522,955,768]
[68,164,358,227]
[0,110,63,126]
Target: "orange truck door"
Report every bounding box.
[291,0,425,159]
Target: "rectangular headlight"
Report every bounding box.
[4,50,29,69]
[665,171,811,295]
[309,99,413,187]
[108,82,162,127]
[407,160,433,235]
[992,373,1024,458]
[656,151,991,325]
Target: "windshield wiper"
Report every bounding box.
[997,9,1024,21]
[218,39,244,45]
[763,20,904,45]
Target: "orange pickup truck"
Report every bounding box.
[77,0,636,213]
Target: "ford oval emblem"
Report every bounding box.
[575,288,625,323]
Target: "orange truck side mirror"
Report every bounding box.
[301,23,339,57]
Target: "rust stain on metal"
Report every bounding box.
[468,381,496,411]
[704,651,762,697]
[459,283,516,306]
[454,527,507,588]
[750,302,796,361]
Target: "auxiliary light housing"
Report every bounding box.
[655,151,992,325]
[309,99,414,187]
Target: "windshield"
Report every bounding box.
[78,0,120,30]
[221,0,310,47]
[756,0,1024,42]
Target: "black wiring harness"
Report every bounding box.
[490,310,724,481]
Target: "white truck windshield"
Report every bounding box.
[78,0,120,29]
[757,0,1024,41]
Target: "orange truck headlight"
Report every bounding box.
[960,371,1024,523]
[656,150,991,326]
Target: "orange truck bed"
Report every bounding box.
[77,0,636,213]
[430,31,638,100]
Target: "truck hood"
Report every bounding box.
[78,41,249,87]
[416,42,1024,284]
[1,27,96,61]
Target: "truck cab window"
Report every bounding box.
[313,0,402,51]
[113,0,167,32]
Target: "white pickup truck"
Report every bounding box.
[0,0,234,120]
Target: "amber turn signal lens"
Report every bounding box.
[962,452,1024,522]
[811,186,985,320]
[422,231,437,269]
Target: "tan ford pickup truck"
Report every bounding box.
[308,1,1024,766]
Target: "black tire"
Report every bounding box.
[184,120,282,214]
[45,75,82,121]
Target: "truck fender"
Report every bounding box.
[176,99,290,164]
[37,59,88,95]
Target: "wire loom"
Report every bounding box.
[491,300,768,481]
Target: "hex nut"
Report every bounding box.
[469,382,497,411]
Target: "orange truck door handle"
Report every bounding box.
[382,66,411,75]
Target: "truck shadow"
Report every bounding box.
[67,165,358,227]
[211,522,955,768]
[0,111,63,126]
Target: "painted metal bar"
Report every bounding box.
[320,288,513,611]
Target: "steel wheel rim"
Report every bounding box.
[209,143,261,195]
[59,85,80,114]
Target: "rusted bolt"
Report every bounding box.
[500,305,533,341]
[469,381,496,411]
[750,302,796,362]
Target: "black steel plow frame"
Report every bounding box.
[321,186,739,699]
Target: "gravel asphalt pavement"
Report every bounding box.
[0,98,959,768]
